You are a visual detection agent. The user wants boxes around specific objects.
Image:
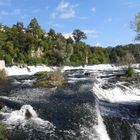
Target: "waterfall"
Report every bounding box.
[80,103,110,140]
[94,103,110,140]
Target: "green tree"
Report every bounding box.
[70,42,88,65]
[65,43,73,64]
[5,41,14,56]
[28,18,44,37]
[133,12,140,40]
[72,29,87,43]
[89,47,109,64]
[5,54,12,64]
[121,50,136,65]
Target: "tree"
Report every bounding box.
[89,47,109,64]
[70,42,88,65]
[5,41,14,56]
[48,28,56,36]
[72,29,87,43]
[28,18,44,38]
[65,43,73,64]
[133,12,140,41]
[121,50,136,65]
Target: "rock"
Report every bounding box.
[25,109,32,119]
[0,102,4,110]
[84,72,90,76]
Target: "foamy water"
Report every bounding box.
[5,64,128,76]
[0,105,55,131]
[92,78,140,103]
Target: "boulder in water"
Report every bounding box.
[25,109,32,119]
[84,72,90,76]
[0,102,4,110]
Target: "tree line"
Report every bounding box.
[0,15,139,66]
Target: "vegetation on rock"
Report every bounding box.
[34,71,49,76]
[0,123,7,140]
[0,70,7,80]
[36,69,64,88]
[126,67,136,78]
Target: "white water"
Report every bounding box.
[92,78,140,103]
[94,105,110,140]
[5,65,53,76]
[0,105,55,130]
[80,104,110,140]
[5,64,126,76]
[4,64,140,77]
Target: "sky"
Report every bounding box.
[0,0,140,47]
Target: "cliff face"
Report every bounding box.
[0,60,5,70]
[31,48,44,58]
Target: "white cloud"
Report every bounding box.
[51,12,57,19]
[123,23,129,28]
[60,10,75,19]
[0,10,9,16]
[0,0,12,6]
[32,9,40,14]
[107,17,112,22]
[51,0,78,19]
[83,29,98,38]
[13,9,21,15]
[91,7,96,12]
[95,43,101,46]
[0,8,25,18]
[52,23,64,28]
[56,1,70,12]
[45,6,49,10]
[63,32,73,38]
[78,16,88,20]
[63,29,98,39]
[125,1,140,8]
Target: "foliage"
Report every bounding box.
[0,123,7,140]
[89,47,109,64]
[126,67,136,78]
[0,18,140,66]
[108,44,139,65]
[132,12,140,41]
[34,71,49,76]
[36,69,64,88]
[0,69,7,80]
[72,29,87,43]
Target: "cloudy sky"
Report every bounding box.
[0,0,140,47]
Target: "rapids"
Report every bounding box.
[0,66,140,139]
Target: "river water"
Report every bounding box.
[0,69,140,140]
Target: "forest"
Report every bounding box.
[0,17,140,66]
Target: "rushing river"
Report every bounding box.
[0,69,140,140]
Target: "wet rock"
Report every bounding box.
[102,83,114,89]
[0,102,4,110]
[136,105,140,115]
[84,72,90,76]
[25,109,32,119]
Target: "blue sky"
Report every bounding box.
[0,0,140,47]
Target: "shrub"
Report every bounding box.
[0,69,7,80]
[34,71,49,76]
[0,123,7,140]
[36,69,64,88]
[126,67,136,78]
[5,54,12,64]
